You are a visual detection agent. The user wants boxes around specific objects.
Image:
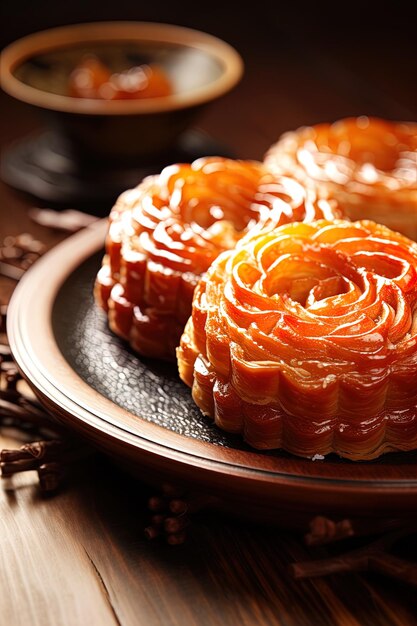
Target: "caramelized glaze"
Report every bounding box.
[177,219,417,459]
[68,56,172,100]
[265,117,417,240]
[95,157,343,359]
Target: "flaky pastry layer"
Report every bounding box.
[95,156,342,359]
[264,117,417,240]
[177,219,417,460]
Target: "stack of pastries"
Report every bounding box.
[95,117,417,460]
[95,156,342,360]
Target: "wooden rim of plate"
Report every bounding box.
[7,220,417,515]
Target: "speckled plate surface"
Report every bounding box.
[8,220,417,526]
[53,249,245,447]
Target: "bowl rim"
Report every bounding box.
[0,21,244,115]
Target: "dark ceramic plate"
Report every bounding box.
[8,221,417,527]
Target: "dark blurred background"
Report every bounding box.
[1,0,416,214]
[2,0,416,153]
[2,0,417,58]
[3,0,417,133]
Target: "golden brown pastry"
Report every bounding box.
[177,219,417,460]
[68,56,173,100]
[264,117,417,240]
[95,156,343,360]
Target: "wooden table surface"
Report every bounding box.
[1,13,417,626]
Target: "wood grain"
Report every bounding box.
[6,221,417,530]
[1,13,417,625]
[1,438,416,626]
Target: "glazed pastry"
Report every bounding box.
[95,156,343,360]
[68,56,173,100]
[264,117,417,240]
[177,219,417,460]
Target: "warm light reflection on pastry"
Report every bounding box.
[177,219,417,460]
[68,55,173,100]
[94,157,342,360]
[264,117,417,240]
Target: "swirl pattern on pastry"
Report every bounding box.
[264,116,417,240]
[95,156,342,359]
[177,219,417,460]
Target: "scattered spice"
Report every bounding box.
[29,207,98,233]
[292,517,417,586]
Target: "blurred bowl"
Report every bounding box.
[1,21,244,161]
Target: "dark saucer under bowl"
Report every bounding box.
[1,128,233,211]
[1,22,243,211]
